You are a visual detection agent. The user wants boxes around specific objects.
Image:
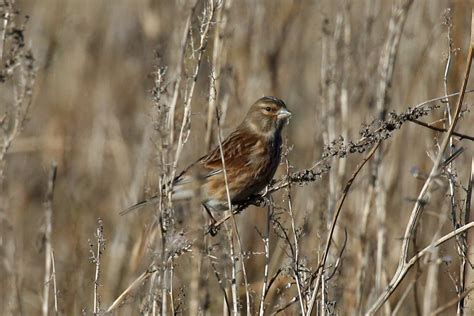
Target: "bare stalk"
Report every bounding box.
[171,0,217,182]
[460,159,474,313]
[373,0,413,295]
[306,141,381,315]
[216,106,251,314]
[42,162,57,316]
[90,219,106,315]
[0,0,10,61]
[258,201,272,316]
[167,1,196,145]
[50,250,58,315]
[366,9,474,314]
[284,155,305,314]
[371,222,474,315]
[407,119,474,141]
[106,266,157,313]
[423,10,453,314]
[205,0,232,151]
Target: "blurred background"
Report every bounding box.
[0,0,473,315]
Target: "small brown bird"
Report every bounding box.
[121,96,291,215]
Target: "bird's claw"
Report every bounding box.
[207,223,220,236]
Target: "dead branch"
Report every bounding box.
[366,9,474,314]
[42,162,57,316]
[306,141,381,315]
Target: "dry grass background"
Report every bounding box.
[0,0,474,315]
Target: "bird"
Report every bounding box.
[120,96,291,216]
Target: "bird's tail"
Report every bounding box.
[119,195,160,215]
[119,184,197,216]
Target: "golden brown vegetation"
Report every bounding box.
[0,0,473,315]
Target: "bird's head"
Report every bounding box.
[243,96,291,137]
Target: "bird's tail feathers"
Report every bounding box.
[119,195,160,216]
[120,185,198,216]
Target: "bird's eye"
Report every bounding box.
[265,106,272,112]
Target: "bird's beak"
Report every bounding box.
[277,108,292,119]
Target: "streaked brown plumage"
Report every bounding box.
[121,96,291,215]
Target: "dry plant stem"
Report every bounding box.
[356,185,375,313]
[164,1,215,313]
[460,159,474,314]
[171,0,216,182]
[258,201,272,316]
[216,108,251,314]
[91,219,105,314]
[0,1,9,62]
[42,162,57,316]
[169,259,175,315]
[160,259,167,315]
[420,8,454,314]
[366,10,474,314]
[209,258,231,312]
[306,141,382,315]
[408,119,474,141]
[324,7,342,224]
[205,0,232,151]
[284,156,305,314]
[373,0,413,294]
[392,280,415,316]
[422,196,452,314]
[319,12,342,311]
[431,287,474,316]
[106,266,157,313]
[374,222,474,316]
[168,2,195,145]
[442,11,465,314]
[0,66,35,180]
[338,0,351,188]
[50,250,58,315]
[225,224,239,315]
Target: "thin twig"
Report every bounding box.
[366,9,474,314]
[408,119,474,141]
[216,102,251,314]
[106,265,158,313]
[431,287,474,316]
[306,141,381,315]
[167,1,196,145]
[205,0,232,151]
[171,0,216,182]
[392,280,415,316]
[90,219,105,315]
[284,154,305,314]
[50,250,58,315]
[42,162,57,316]
[258,200,272,316]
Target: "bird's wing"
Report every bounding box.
[199,128,259,172]
[120,128,259,215]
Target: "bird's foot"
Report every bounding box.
[206,220,220,236]
[250,194,267,207]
